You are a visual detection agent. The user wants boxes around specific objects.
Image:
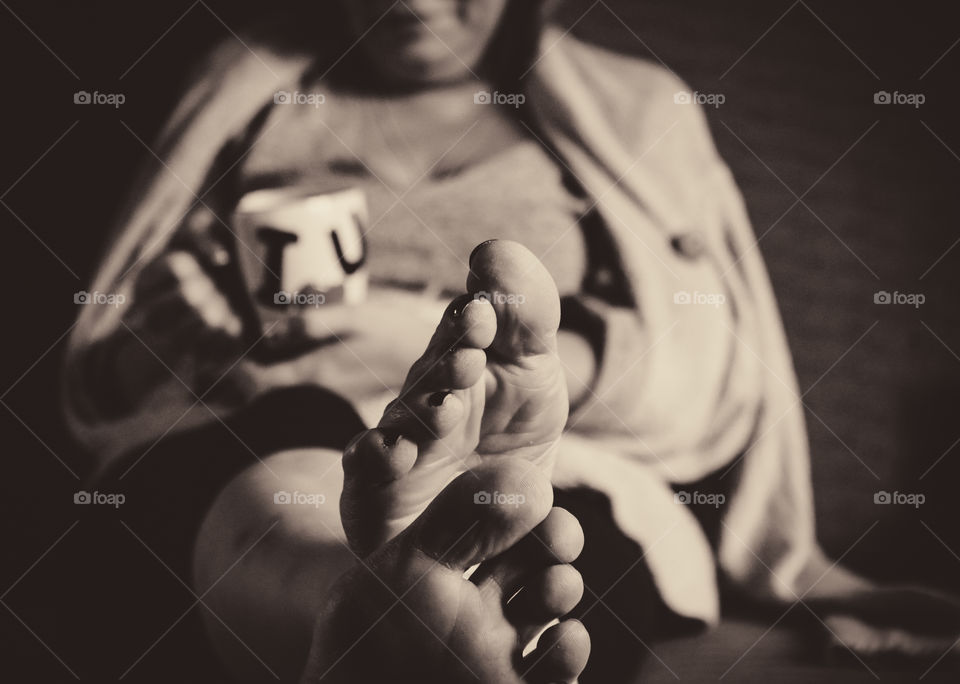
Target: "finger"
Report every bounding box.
[182,207,231,267]
[135,250,204,300]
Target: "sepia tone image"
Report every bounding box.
[3,1,960,682]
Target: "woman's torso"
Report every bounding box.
[236,79,592,299]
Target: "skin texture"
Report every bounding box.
[302,463,589,684]
[342,240,569,556]
[311,241,587,682]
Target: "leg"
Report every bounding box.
[193,447,354,682]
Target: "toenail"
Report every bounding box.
[381,429,401,447]
[452,294,477,318]
[469,239,498,268]
[428,391,450,407]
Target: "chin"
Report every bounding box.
[372,50,477,87]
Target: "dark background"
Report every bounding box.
[2,0,960,681]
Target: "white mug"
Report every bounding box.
[232,186,369,340]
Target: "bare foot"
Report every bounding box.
[341,239,569,555]
[301,462,590,683]
[300,241,586,682]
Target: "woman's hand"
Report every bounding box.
[121,249,245,392]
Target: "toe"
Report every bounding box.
[341,428,420,555]
[378,293,496,441]
[406,294,496,392]
[405,461,553,572]
[379,388,467,442]
[441,293,497,350]
[416,346,488,393]
[466,239,561,358]
[471,507,584,597]
[342,428,417,484]
[505,564,584,636]
[521,619,591,684]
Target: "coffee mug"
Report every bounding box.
[232,186,369,343]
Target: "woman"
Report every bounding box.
[64,1,960,681]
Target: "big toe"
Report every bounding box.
[466,239,561,358]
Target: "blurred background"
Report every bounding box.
[2,0,960,680]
